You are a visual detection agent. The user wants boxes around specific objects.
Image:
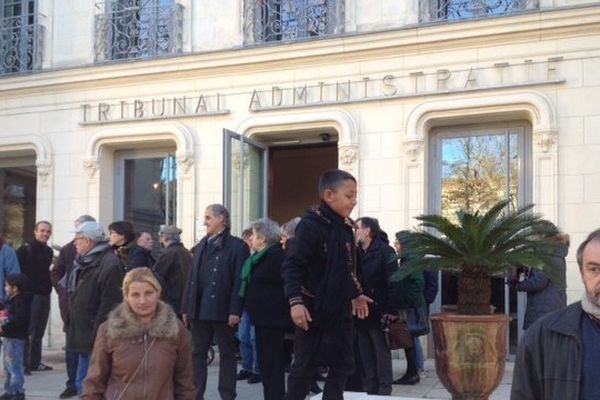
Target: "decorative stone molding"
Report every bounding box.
[237,108,358,147]
[404,91,557,142]
[402,138,424,162]
[533,130,557,153]
[83,158,100,179]
[339,145,358,168]
[177,153,194,174]
[36,160,53,183]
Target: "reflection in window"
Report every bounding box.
[244,0,344,45]
[94,0,183,62]
[420,0,539,23]
[440,131,520,221]
[0,0,44,75]
[123,154,177,236]
[0,166,37,248]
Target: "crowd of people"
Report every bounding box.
[0,167,596,400]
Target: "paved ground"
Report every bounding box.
[18,349,513,399]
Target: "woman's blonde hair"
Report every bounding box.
[122,267,162,297]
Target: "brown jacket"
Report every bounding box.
[82,301,194,400]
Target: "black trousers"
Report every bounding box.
[357,327,393,395]
[190,320,237,400]
[285,317,355,400]
[25,294,50,369]
[255,326,286,400]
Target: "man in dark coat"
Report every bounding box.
[181,204,249,400]
[16,220,54,373]
[153,225,192,315]
[65,221,123,395]
[50,214,95,399]
[511,229,600,400]
[354,217,396,395]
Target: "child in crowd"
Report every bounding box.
[0,273,31,400]
[282,169,372,400]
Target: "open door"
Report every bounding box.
[223,129,268,235]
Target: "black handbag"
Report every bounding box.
[406,306,430,336]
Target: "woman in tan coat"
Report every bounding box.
[82,267,194,400]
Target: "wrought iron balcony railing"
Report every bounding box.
[94,0,183,62]
[0,13,44,76]
[244,0,344,45]
[420,0,539,23]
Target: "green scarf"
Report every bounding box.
[238,244,275,298]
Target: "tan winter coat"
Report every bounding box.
[82,301,194,400]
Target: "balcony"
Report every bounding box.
[0,13,44,76]
[94,0,183,62]
[420,0,539,24]
[243,0,344,45]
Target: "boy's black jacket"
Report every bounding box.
[282,202,361,329]
[0,292,32,339]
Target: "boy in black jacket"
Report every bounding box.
[282,169,372,400]
[0,273,31,400]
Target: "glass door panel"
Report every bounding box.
[432,125,528,355]
[223,129,267,236]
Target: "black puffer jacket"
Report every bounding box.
[511,302,583,400]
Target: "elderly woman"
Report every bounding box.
[82,268,194,400]
[239,218,293,400]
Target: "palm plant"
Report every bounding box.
[395,199,563,315]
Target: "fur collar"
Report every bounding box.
[106,301,179,341]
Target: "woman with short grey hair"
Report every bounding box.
[238,217,292,400]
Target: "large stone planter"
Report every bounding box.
[430,313,509,400]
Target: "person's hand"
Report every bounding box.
[228,314,240,327]
[182,313,189,328]
[383,313,399,322]
[352,294,373,319]
[290,304,312,331]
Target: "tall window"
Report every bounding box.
[420,0,539,23]
[244,0,344,45]
[0,164,36,248]
[115,151,177,236]
[94,0,183,62]
[431,123,531,353]
[0,0,43,75]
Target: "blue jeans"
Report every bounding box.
[66,349,79,390]
[75,352,91,394]
[238,311,259,373]
[414,337,424,371]
[3,338,25,395]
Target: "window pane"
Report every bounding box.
[123,155,176,234]
[0,165,37,248]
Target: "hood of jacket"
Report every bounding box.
[106,301,179,341]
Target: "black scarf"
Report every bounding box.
[308,202,356,329]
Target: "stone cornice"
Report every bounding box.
[1,5,600,94]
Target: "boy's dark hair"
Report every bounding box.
[5,273,29,293]
[318,169,356,198]
[356,217,380,239]
[108,220,136,243]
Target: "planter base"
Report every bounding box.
[431,313,509,400]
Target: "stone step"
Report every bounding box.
[311,393,438,400]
